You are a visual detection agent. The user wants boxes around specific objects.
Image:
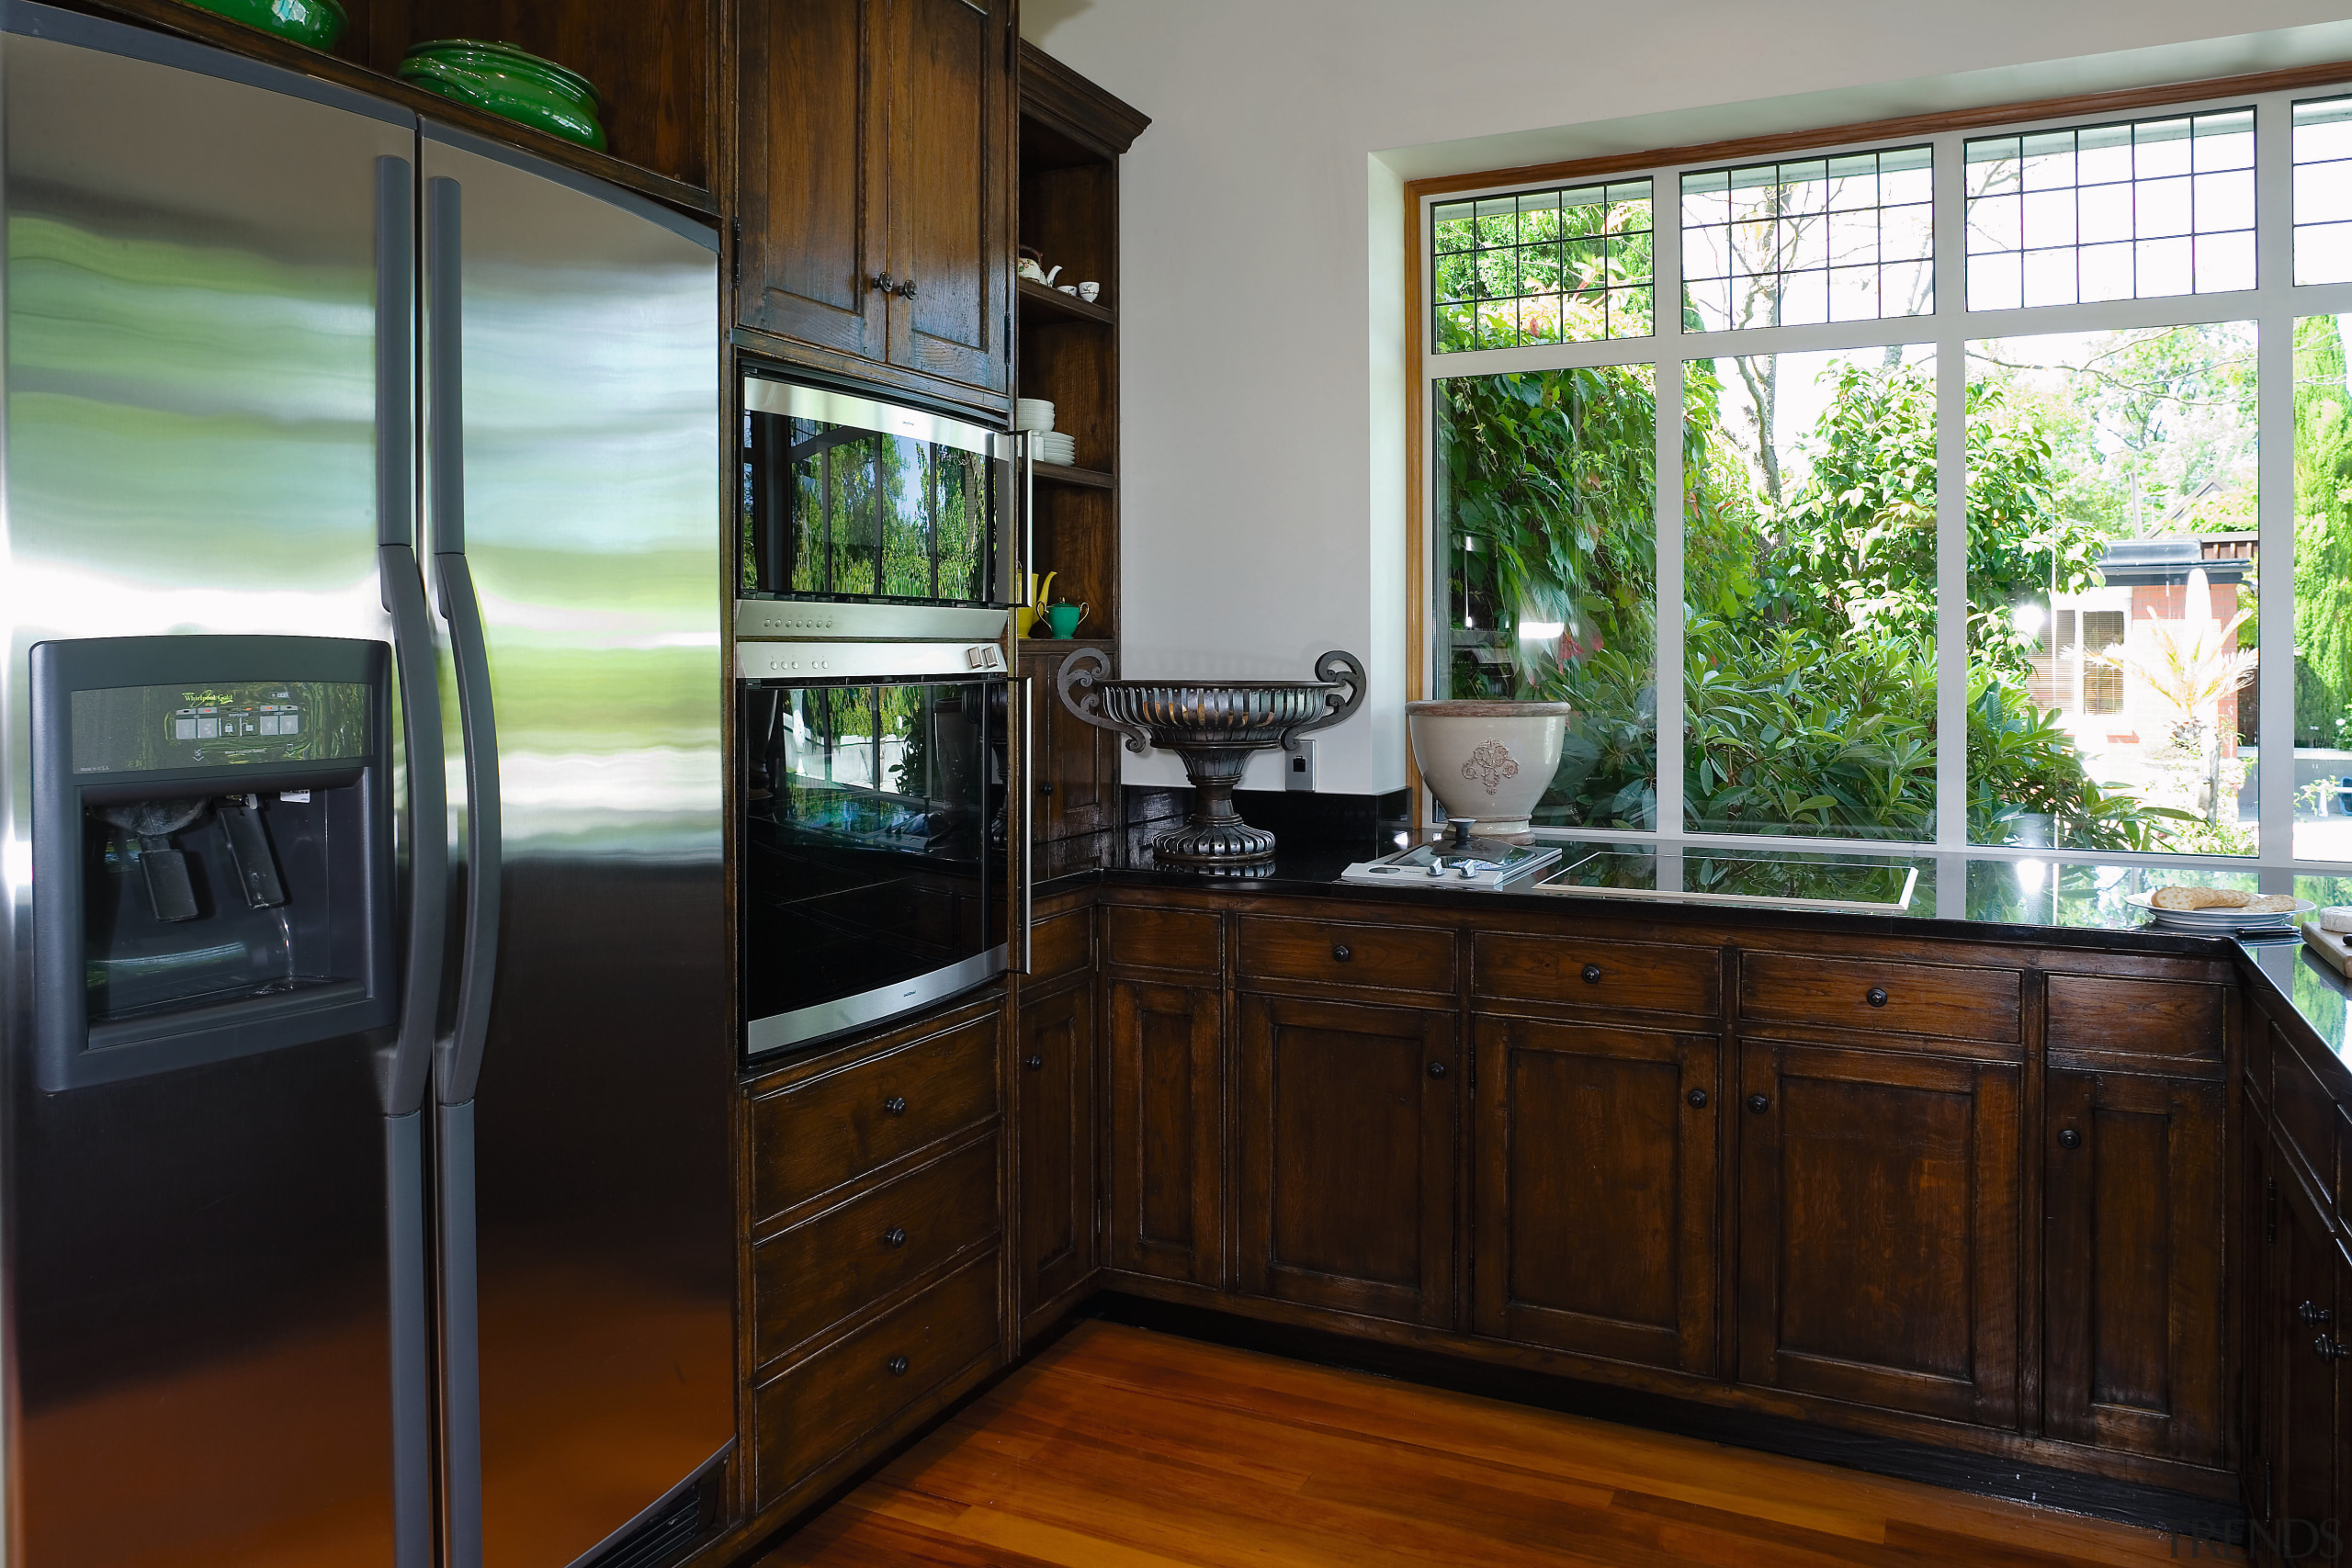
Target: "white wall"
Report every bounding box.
[1021,0,2352,795]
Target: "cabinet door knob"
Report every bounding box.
[882,1226,908,1248]
[1331,943,1352,962]
[883,1096,909,1116]
[2315,1334,2352,1361]
[1747,1093,1770,1114]
[1037,781,1055,796]
[1427,1060,1447,1079]
[1687,1088,1709,1109]
[1865,987,1889,1008]
[1581,964,1603,984]
[2057,1127,2082,1151]
[2300,1300,2335,1325]
[871,271,897,294]
[898,276,919,299]
[1023,1054,1045,1071]
[887,1354,910,1375]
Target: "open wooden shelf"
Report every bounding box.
[1018,276,1115,326]
[1035,461,1114,491]
[61,0,721,213]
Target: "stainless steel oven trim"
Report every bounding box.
[734,641,1007,681]
[745,943,1008,1057]
[733,601,1009,643]
[741,376,1000,458]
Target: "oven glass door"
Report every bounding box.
[741,673,1005,1057]
[741,378,1011,609]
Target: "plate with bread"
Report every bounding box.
[2124,886,2315,931]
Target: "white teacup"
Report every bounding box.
[1057,284,1077,295]
[1077,281,1101,303]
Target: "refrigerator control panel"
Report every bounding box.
[71,678,370,774]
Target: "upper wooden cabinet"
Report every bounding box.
[735,0,1015,408]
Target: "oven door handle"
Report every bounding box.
[1014,673,1034,974]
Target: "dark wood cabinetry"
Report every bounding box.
[2042,1070,2226,1465]
[1235,994,1458,1326]
[1735,1038,2021,1427]
[1014,974,1096,1337]
[2253,1151,2346,1558]
[1104,977,1224,1287]
[1473,1017,1718,1373]
[734,0,1014,408]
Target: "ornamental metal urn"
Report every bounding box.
[1055,648,1367,874]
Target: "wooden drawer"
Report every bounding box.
[1473,931,1720,1019]
[752,1134,1000,1369]
[2273,1027,2342,1216]
[750,1010,1000,1223]
[2044,973,2226,1076]
[1025,906,1093,986]
[751,1251,1000,1509]
[1105,904,1222,976]
[1238,915,1454,997]
[1740,952,2021,1044]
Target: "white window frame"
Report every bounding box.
[1419,82,2352,883]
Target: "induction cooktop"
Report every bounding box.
[1532,849,1920,913]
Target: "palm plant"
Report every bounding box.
[2095,580,2256,823]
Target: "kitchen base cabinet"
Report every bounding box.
[2042,1070,2225,1466]
[1105,977,1225,1287]
[1236,994,1457,1327]
[1473,1018,1718,1374]
[1016,976,1097,1337]
[2253,1150,2347,1563]
[1736,1039,2021,1427]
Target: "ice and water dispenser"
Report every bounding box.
[31,636,395,1090]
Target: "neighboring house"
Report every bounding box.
[2029,533,2255,758]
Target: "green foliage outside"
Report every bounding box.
[2294,316,2352,749]
[1438,344,2211,850]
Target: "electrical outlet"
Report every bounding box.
[1285,738,1316,792]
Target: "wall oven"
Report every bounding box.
[737,374,1017,642]
[737,639,1012,1060]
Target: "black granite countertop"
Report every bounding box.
[1058,830,2352,1083]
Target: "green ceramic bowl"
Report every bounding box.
[397,40,607,152]
[182,0,346,51]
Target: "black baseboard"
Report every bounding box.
[1086,1292,2246,1543]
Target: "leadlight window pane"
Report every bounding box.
[2294,97,2352,284]
[1429,179,1653,353]
[1965,108,2256,306]
[1679,147,1933,333]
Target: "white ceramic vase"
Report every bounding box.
[1406,700,1571,840]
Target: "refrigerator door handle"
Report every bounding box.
[424,174,502,1111]
[376,154,446,1121]
[375,152,440,1568]
[424,172,491,1568]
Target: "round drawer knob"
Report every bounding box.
[883,1096,909,1117]
[882,1226,908,1248]
[1023,1054,1045,1071]
[1865,987,1889,1008]
[2316,1335,2352,1361]
[1747,1093,1770,1114]
[1581,964,1603,985]
[1332,944,1353,962]
[887,1354,910,1376]
[1427,1061,1447,1079]
[2057,1128,2082,1151]
[2301,1300,2335,1325]
[1687,1088,1709,1109]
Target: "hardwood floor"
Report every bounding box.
[755,1321,2192,1566]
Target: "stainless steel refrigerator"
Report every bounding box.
[0,6,733,1565]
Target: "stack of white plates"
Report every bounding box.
[1031,431,1078,466]
[1014,398,1055,433]
[2123,890,2316,932]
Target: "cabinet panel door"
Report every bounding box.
[2042,1070,2224,1465]
[1105,979,1223,1286]
[1473,1019,1717,1373]
[1016,979,1095,1326]
[736,0,891,359]
[1736,1040,2020,1427]
[2271,1162,2345,1553]
[1024,650,1114,843]
[1236,996,1456,1326]
[887,0,1012,392]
